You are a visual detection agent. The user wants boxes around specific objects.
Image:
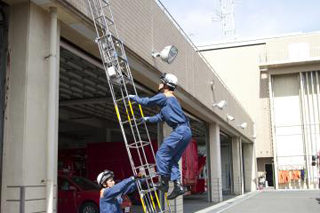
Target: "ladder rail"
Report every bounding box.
[118,76,161,213]
[114,28,159,189]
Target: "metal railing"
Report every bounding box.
[6,185,46,213]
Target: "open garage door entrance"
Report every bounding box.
[57,40,209,213]
[58,41,159,213]
[220,132,233,197]
[183,117,209,212]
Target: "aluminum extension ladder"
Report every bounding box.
[86,0,172,212]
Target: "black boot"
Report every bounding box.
[155,175,170,192]
[167,180,186,200]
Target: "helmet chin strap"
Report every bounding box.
[158,88,165,93]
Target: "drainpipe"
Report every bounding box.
[252,122,259,190]
[47,7,58,213]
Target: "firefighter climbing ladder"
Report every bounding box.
[86,0,171,212]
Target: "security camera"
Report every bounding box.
[213,100,227,110]
[238,122,247,129]
[227,114,235,121]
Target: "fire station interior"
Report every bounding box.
[57,44,209,211]
[220,132,233,197]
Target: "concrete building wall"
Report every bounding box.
[53,0,254,140]
[263,33,320,64]
[200,44,272,158]
[200,32,320,190]
[264,33,320,189]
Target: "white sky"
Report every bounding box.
[159,0,320,46]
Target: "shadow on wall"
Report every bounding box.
[316,198,320,204]
[259,73,269,99]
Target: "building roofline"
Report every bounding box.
[198,31,320,51]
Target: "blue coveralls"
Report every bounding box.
[132,93,192,181]
[100,177,137,213]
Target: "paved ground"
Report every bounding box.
[197,190,320,213]
[131,190,320,212]
[131,193,235,212]
[183,194,236,213]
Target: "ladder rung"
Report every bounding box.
[110,52,127,64]
[117,55,128,63]
[134,163,156,171]
[94,14,114,25]
[96,33,111,42]
[109,33,123,44]
[128,140,151,149]
[100,42,114,51]
[110,74,131,86]
[143,173,158,181]
[121,118,144,125]
[101,0,110,6]
[115,95,130,103]
[121,119,133,125]
[140,187,157,195]
[105,74,131,87]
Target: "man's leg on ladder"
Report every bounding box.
[155,131,182,192]
[168,128,192,199]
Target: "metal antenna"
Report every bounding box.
[213,0,237,39]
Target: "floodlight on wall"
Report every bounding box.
[226,114,235,121]
[212,100,227,110]
[238,122,247,129]
[152,45,178,64]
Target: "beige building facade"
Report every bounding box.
[0,0,257,213]
[199,32,320,190]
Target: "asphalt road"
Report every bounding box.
[207,190,320,213]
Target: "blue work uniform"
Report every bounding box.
[100,177,137,213]
[132,93,192,181]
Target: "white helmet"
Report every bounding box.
[97,170,114,187]
[160,73,178,89]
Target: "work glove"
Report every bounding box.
[134,172,145,180]
[137,117,149,124]
[128,94,136,100]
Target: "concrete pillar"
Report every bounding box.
[0,3,9,206]
[242,142,257,192]
[239,139,245,194]
[208,123,222,202]
[232,137,242,195]
[1,2,59,213]
[46,6,59,213]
